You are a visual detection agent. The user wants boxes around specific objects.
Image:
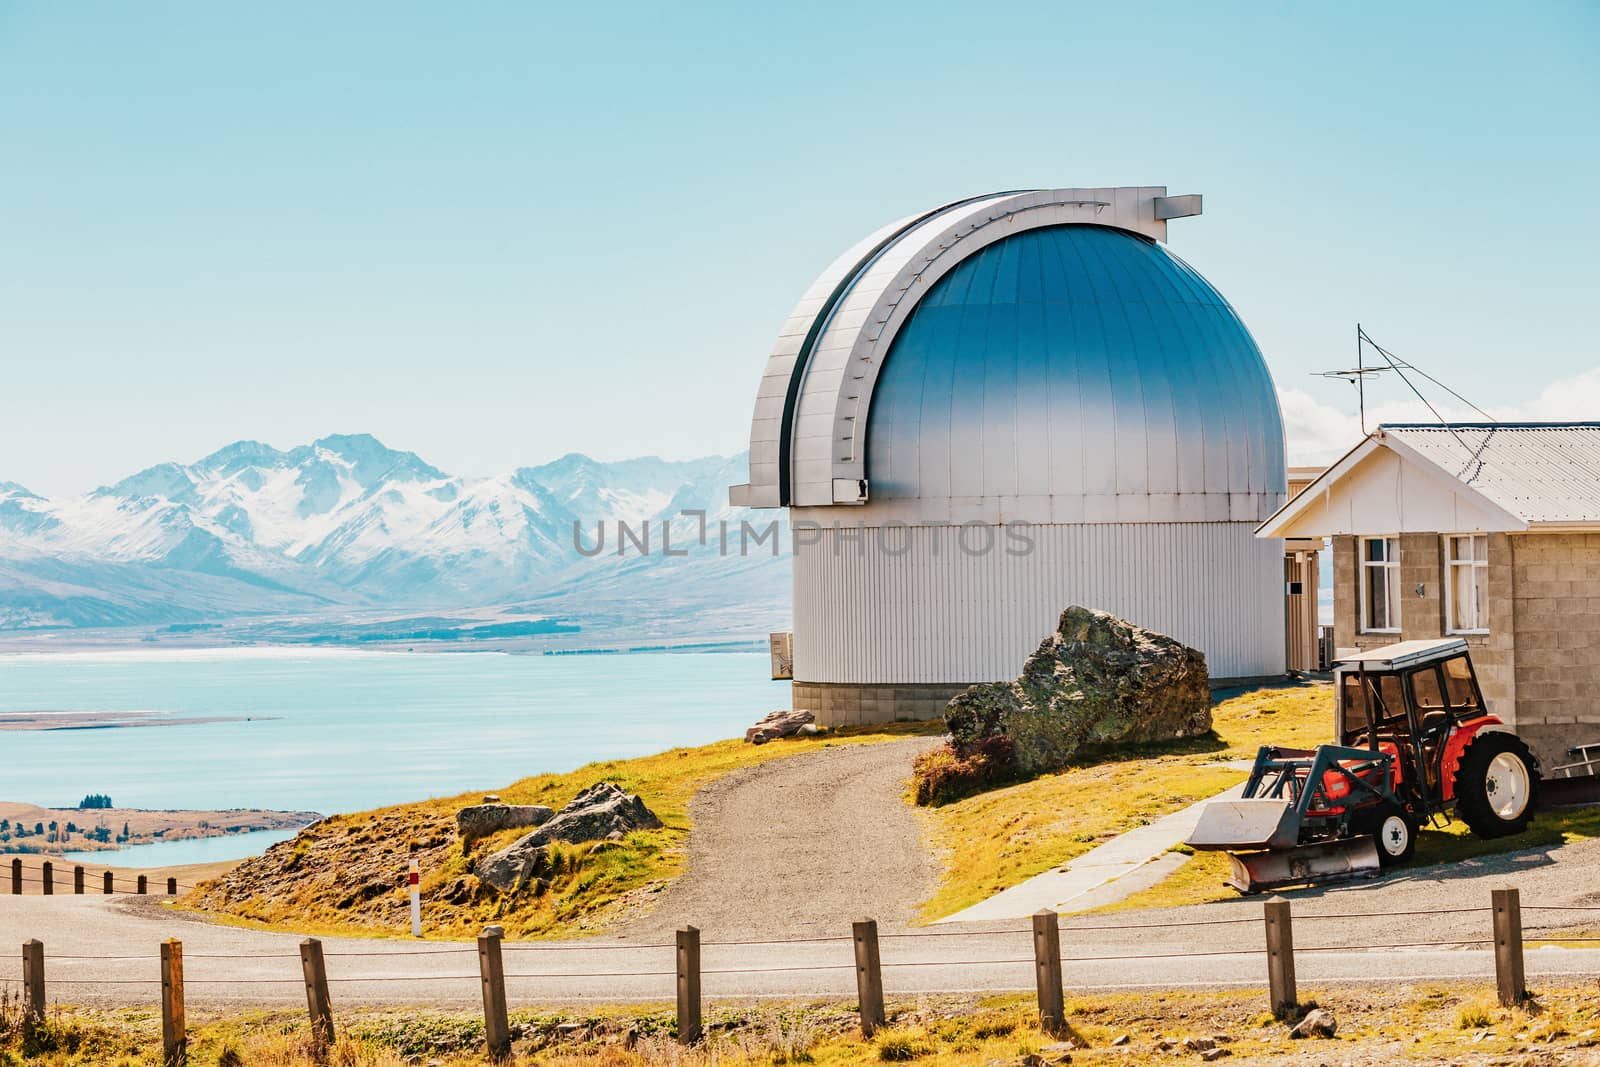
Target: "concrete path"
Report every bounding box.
[937,781,1247,922]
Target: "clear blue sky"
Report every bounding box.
[2,1,1596,494]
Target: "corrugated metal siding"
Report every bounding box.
[793,521,1285,684]
[1384,424,1600,524]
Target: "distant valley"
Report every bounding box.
[0,435,790,649]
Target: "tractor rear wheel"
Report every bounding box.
[1453,732,1539,838]
[1373,810,1417,866]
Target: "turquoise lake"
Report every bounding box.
[1,649,779,818]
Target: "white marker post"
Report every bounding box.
[408,844,422,937]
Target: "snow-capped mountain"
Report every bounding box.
[0,435,787,635]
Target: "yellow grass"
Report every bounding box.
[916,682,1334,920]
[183,721,941,940]
[9,982,1600,1065]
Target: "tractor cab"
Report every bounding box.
[1187,639,1539,893]
[1334,638,1489,811]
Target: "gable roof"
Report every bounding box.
[1258,422,1600,538]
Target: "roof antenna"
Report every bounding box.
[1352,326,1488,459]
[1315,322,1391,434]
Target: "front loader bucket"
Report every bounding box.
[1226,838,1382,894]
[1186,799,1302,852]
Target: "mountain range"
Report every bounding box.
[0,434,789,641]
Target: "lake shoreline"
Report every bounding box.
[0,800,319,857]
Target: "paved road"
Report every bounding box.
[5,846,1600,1009]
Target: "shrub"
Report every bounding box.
[1457,1000,1495,1029]
[876,1027,931,1061]
[911,736,1017,806]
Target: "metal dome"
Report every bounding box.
[864,224,1285,524]
[730,188,1286,520]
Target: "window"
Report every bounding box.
[1445,534,1489,633]
[1360,536,1401,633]
[1442,654,1482,712]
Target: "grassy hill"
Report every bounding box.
[184,722,939,940]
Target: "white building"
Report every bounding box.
[731,188,1288,725]
[1258,421,1600,764]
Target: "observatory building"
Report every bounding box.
[730,188,1288,725]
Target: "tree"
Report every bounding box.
[33,822,44,835]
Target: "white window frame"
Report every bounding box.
[1444,533,1490,635]
[1359,535,1401,634]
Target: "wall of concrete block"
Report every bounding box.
[1507,532,1600,765]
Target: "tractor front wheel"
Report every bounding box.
[1373,810,1417,866]
[1453,732,1539,838]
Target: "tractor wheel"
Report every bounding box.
[1453,732,1539,838]
[1373,810,1417,866]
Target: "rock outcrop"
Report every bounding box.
[744,709,815,744]
[477,783,661,892]
[945,606,1210,775]
[456,803,555,846]
[476,836,553,893]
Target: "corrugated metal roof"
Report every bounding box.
[1381,422,1600,524]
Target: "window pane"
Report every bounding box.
[1385,567,1401,629]
[1443,656,1480,710]
[1340,676,1367,736]
[1473,565,1488,629]
[1411,667,1446,711]
[1367,568,1388,629]
[1377,676,1408,732]
[1473,534,1487,561]
[1450,565,1470,630]
[1366,539,1384,562]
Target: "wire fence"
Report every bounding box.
[9,882,1596,1057]
[6,858,198,896]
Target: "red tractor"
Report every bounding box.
[1187,638,1540,892]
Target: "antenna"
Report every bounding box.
[1314,326,1492,459]
[1314,322,1391,434]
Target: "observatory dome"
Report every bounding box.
[865,224,1282,523]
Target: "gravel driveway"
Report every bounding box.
[619,735,944,940]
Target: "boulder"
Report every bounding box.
[1288,1009,1337,1040]
[744,709,815,743]
[456,804,555,845]
[476,838,550,892]
[946,606,1210,775]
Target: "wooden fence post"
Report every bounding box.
[167,877,178,896]
[10,858,20,895]
[300,938,335,1052]
[853,919,886,1037]
[41,861,53,896]
[676,926,702,1045]
[22,939,45,1019]
[478,925,510,1060]
[1264,897,1297,1018]
[1032,910,1066,1036]
[137,875,148,895]
[74,866,85,894]
[103,870,115,894]
[1492,887,1525,1007]
[160,938,186,1067]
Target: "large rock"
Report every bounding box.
[476,838,550,892]
[523,783,662,846]
[456,804,555,845]
[744,708,815,743]
[946,606,1210,774]
[477,783,662,891]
